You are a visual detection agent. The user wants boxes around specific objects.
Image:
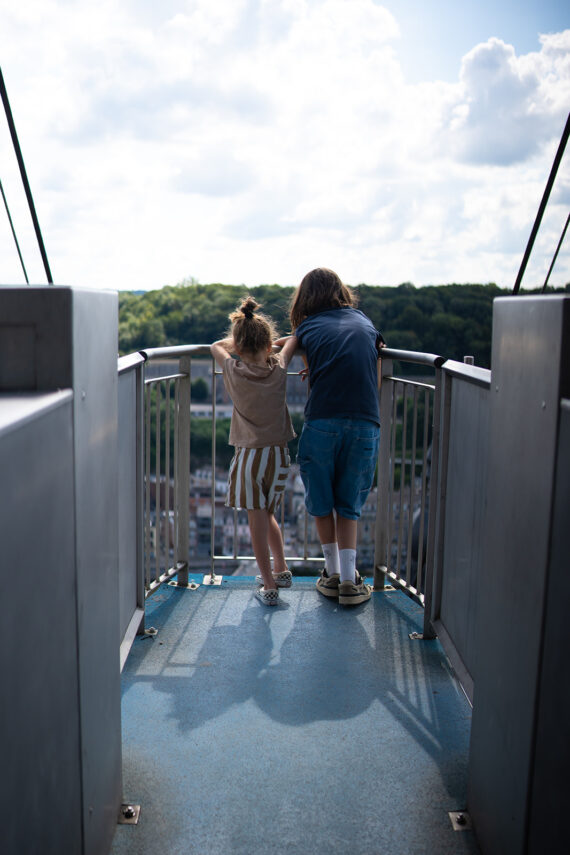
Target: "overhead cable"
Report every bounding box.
[0,66,53,284]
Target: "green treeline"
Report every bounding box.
[119,279,569,368]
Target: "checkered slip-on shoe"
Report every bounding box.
[315,569,340,598]
[255,587,280,606]
[255,569,292,588]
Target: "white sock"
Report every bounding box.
[322,542,340,577]
[339,549,357,583]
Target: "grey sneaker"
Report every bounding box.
[255,587,279,606]
[316,569,340,598]
[338,572,372,606]
[255,569,292,588]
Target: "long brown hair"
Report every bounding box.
[229,296,277,355]
[289,268,356,330]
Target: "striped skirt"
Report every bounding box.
[226,446,291,513]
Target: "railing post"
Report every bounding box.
[135,358,145,629]
[205,356,222,584]
[175,355,191,586]
[374,358,393,589]
[422,365,448,638]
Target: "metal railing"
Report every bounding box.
[139,345,197,590]
[374,350,445,605]
[122,344,448,599]
[373,348,492,658]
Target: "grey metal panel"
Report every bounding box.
[438,375,490,697]
[441,358,490,388]
[0,287,73,389]
[70,289,122,855]
[468,295,568,855]
[528,400,570,855]
[0,287,123,855]
[118,367,138,636]
[0,396,82,855]
[118,365,144,644]
[527,399,570,853]
[0,389,72,435]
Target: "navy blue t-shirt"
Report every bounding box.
[295,307,381,425]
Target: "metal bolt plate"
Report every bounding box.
[118,804,141,825]
[168,580,200,590]
[449,810,472,831]
[202,573,223,586]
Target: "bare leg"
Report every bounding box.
[337,515,357,550]
[247,509,276,590]
[314,513,358,549]
[314,512,337,546]
[267,512,287,573]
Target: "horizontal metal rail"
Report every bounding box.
[141,344,211,361]
[380,347,446,368]
[118,352,146,375]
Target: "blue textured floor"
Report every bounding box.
[111,577,479,855]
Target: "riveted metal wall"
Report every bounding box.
[468,295,569,855]
[0,286,122,855]
[526,398,570,852]
[430,364,490,702]
[0,393,81,855]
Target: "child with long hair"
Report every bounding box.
[211,296,297,605]
[290,268,385,605]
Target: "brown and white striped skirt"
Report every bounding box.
[226,446,291,513]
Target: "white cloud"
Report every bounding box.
[447,33,570,165]
[0,2,568,292]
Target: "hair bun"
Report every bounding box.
[241,296,257,320]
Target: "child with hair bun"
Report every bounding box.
[211,296,298,606]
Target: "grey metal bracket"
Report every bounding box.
[409,632,424,640]
[168,580,200,590]
[118,804,141,825]
[449,810,472,831]
[202,573,223,586]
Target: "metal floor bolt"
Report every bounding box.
[449,810,472,831]
[118,804,141,825]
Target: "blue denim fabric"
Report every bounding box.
[297,418,380,519]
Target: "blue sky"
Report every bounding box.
[390,0,569,81]
[0,0,568,292]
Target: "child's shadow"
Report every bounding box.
[149,592,376,732]
[254,599,376,725]
[157,598,275,732]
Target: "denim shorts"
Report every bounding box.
[297,418,380,520]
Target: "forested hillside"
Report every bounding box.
[119,279,568,368]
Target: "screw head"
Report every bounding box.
[123,806,136,819]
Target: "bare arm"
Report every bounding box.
[210,338,234,370]
[298,351,309,381]
[275,335,298,369]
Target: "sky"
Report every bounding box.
[0,0,569,292]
